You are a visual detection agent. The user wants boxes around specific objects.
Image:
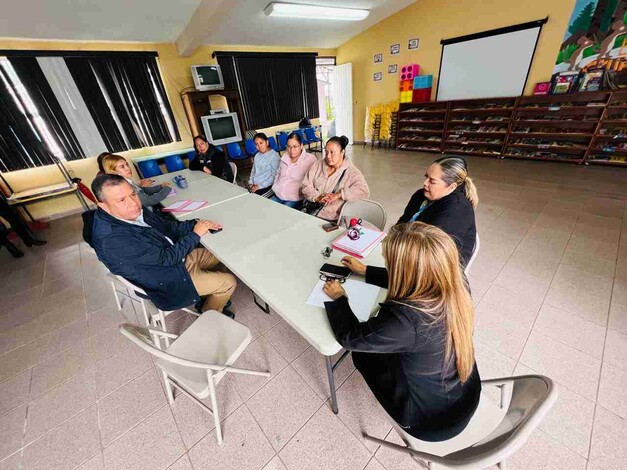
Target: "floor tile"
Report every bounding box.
[240,304,282,334]
[597,362,627,419]
[46,318,89,355]
[40,272,83,302]
[89,327,128,363]
[98,368,166,446]
[262,456,288,470]
[0,336,53,383]
[603,328,627,371]
[532,304,606,359]
[170,375,243,449]
[248,365,322,451]
[279,405,371,470]
[589,405,627,470]
[188,406,275,470]
[519,332,601,400]
[292,347,355,400]
[77,452,104,470]
[0,405,26,461]
[476,284,543,329]
[37,298,86,335]
[264,320,311,363]
[87,303,138,337]
[0,318,40,357]
[0,369,31,416]
[474,307,531,360]
[608,299,627,335]
[230,336,287,401]
[335,370,392,453]
[25,367,96,444]
[493,265,551,299]
[500,429,587,470]
[94,343,153,399]
[103,405,185,470]
[22,405,100,470]
[167,454,193,470]
[44,250,82,282]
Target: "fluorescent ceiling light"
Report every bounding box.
[264,2,370,21]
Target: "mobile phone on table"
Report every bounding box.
[322,222,339,232]
[320,263,351,279]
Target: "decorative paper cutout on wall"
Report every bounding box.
[374,53,383,63]
[390,44,400,55]
[408,38,419,50]
[388,64,398,73]
[373,72,383,81]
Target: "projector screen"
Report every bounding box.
[436,20,545,101]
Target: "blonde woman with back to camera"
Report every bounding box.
[343,155,478,288]
[323,222,481,441]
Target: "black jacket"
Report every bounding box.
[326,296,481,441]
[91,208,201,311]
[189,145,234,182]
[366,185,476,287]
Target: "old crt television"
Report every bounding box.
[200,113,242,146]
[191,65,224,91]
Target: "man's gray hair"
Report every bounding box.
[91,174,129,202]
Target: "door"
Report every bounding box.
[332,63,353,143]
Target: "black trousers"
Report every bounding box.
[0,198,37,244]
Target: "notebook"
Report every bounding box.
[332,226,386,259]
[161,200,208,212]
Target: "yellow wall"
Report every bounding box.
[336,0,576,141]
[0,39,335,219]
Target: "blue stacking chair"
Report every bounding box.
[137,160,163,178]
[295,129,308,145]
[277,133,288,151]
[226,142,248,160]
[268,136,281,154]
[164,155,185,172]
[244,139,258,157]
[185,150,196,163]
[305,127,323,152]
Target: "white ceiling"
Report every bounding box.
[0,0,415,51]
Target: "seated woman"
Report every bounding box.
[189,135,234,182]
[270,132,317,208]
[248,133,280,197]
[96,152,110,176]
[323,222,481,442]
[102,154,171,208]
[301,135,369,222]
[343,156,478,287]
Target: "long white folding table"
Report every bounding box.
[175,191,387,413]
[152,169,248,214]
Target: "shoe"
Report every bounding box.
[224,300,232,310]
[194,298,204,314]
[24,239,47,247]
[4,243,24,258]
[222,308,235,319]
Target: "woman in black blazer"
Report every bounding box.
[323,222,481,441]
[189,135,234,182]
[343,156,478,287]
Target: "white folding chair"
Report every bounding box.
[339,199,387,231]
[119,313,270,445]
[364,375,558,470]
[464,233,480,276]
[108,272,198,342]
[229,161,238,185]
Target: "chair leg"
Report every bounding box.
[110,281,122,311]
[162,371,175,404]
[140,299,151,327]
[207,375,223,445]
[252,292,270,314]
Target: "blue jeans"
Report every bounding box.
[270,195,301,208]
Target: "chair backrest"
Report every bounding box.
[226,142,247,160]
[164,155,185,172]
[244,139,257,156]
[268,136,280,152]
[137,160,163,178]
[464,233,480,276]
[277,133,288,149]
[113,273,150,301]
[295,129,308,144]
[431,375,558,469]
[304,127,319,142]
[339,199,387,231]
[229,162,238,184]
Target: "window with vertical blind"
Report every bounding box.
[215,52,319,130]
[0,50,180,172]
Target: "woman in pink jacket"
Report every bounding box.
[301,135,370,222]
[271,132,317,208]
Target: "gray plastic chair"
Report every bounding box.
[464,233,480,276]
[229,161,238,185]
[364,375,557,470]
[339,199,387,231]
[119,313,270,445]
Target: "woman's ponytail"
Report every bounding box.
[463,176,479,209]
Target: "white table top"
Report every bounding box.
[175,193,387,356]
[131,147,194,163]
[152,169,210,185]
[157,170,247,214]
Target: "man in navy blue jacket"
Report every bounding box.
[90,174,236,315]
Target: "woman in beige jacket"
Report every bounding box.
[301,135,370,221]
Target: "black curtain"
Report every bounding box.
[8,57,85,161]
[216,52,319,129]
[0,66,55,172]
[65,55,180,152]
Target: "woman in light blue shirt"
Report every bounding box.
[249,133,280,197]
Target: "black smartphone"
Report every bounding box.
[320,263,351,279]
[209,228,222,234]
[322,222,339,232]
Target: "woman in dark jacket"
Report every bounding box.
[343,156,478,287]
[323,222,481,441]
[189,135,234,182]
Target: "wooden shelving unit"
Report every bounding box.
[394,91,627,167]
[444,97,517,159]
[396,102,448,153]
[587,90,627,167]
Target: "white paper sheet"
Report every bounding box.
[162,199,189,211]
[306,279,380,322]
[181,200,207,211]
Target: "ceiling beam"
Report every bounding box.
[175,0,236,57]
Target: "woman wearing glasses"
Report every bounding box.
[270,132,317,208]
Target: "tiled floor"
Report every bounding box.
[1,147,627,470]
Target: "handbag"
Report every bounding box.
[301,169,347,217]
